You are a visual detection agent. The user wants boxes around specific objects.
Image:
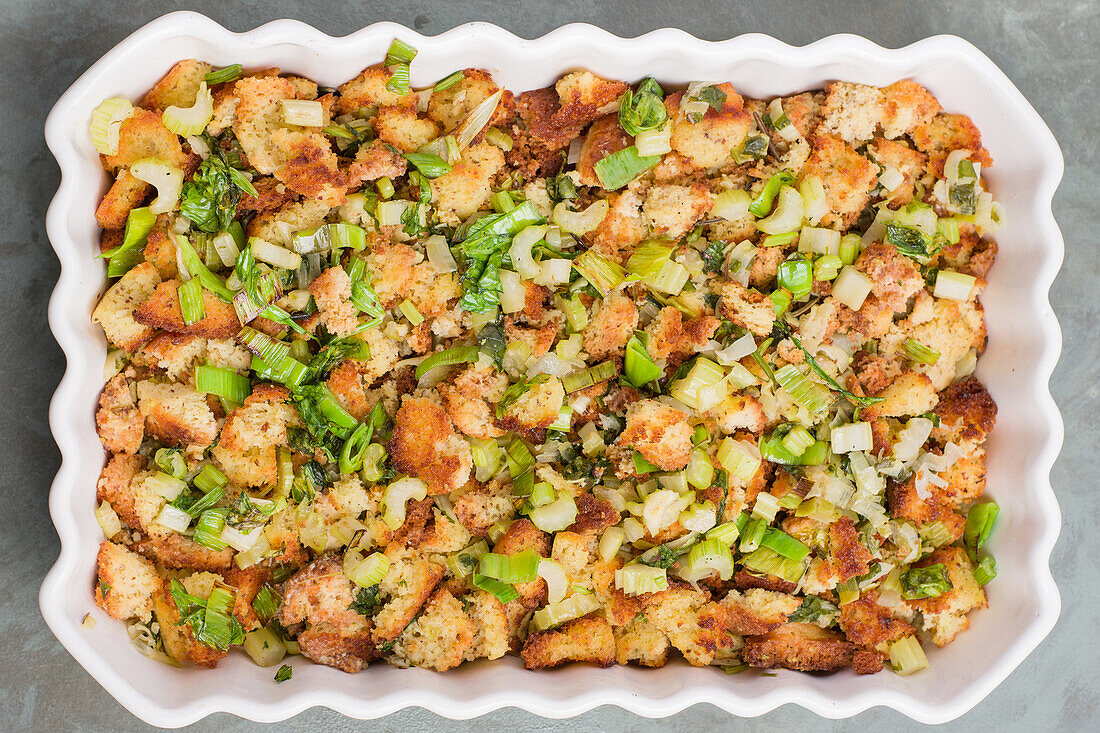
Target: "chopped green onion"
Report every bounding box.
[193,508,230,551]
[707,521,740,545]
[472,574,518,603]
[593,146,661,190]
[572,250,626,296]
[888,636,928,676]
[344,551,391,587]
[274,664,292,682]
[740,546,805,584]
[385,38,418,65]
[902,338,941,365]
[837,578,860,606]
[775,364,833,414]
[681,538,734,581]
[614,563,669,595]
[404,151,452,179]
[176,233,234,300]
[528,492,577,533]
[739,516,766,552]
[562,360,616,394]
[485,127,513,151]
[204,64,242,84]
[624,333,661,387]
[376,177,395,199]
[760,528,810,561]
[479,550,539,584]
[194,364,250,405]
[900,563,953,599]
[397,299,424,326]
[414,345,479,379]
[838,233,861,265]
[432,70,464,92]
[777,258,812,299]
[557,295,589,332]
[252,586,281,621]
[781,426,815,456]
[338,422,372,475]
[813,254,843,281]
[937,217,961,245]
[964,502,999,560]
[770,288,792,316]
[193,465,228,493]
[749,171,797,217]
[632,452,660,475]
[973,556,997,585]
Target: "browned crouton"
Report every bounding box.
[133,534,235,572]
[213,384,293,489]
[335,67,418,115]
[616,399,692,471]
[308,266,358,337]
[428,68,513,132]
[103,109,190,172]
[232,75,300,174]
[742,622,855,672]
[453,480,516,537]
[393,588,477,671]
[439,365,508,440]
[92,262,161,351]
[665,83,752,169]
[855,242,925,313]
[134,279,241,339]
[430,143,505,224]
[348,140,408,186]
[96,374,143,453]
[374,550,445,643]
[521,615,615,670]
[297,626,378,673]
[153,583,228,668]
[373,106,440,153]
[887,476,966,543]
[709,394,768,436]
[881,80,941,139]
[839,589,915,659]
[270,128,347,205]
[279,555,371,632]
[96,452,148,532]
[781,91,824,139]
[94,541,161,622]
[932,377,997,447]
[906,297,987,390]
[591,189,647,262]
[223,566,270,632]
[911,113,993,178]
[718,281,775,337]
[862,371,939,419]
[905,546,987,646]
[643,183,713,240]
[95,169,151,229]
[141,60,214,110]
[566,494,619,535]
[132,333,207,381]
[817,82,885,143]
[136,381,217,449]
[583,292,637,360]
[722,588,803,636]
[799,134,878,229]
[614,615,671,667]
[576,113,633,186]
[646,307,720,364]
[388,397,472,494]
[825,516,873,582]
[868,137,926,208]
[640,584,729,666]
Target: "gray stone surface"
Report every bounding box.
[0,0,1095,729]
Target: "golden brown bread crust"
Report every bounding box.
[742,622,855,672]
[521,615,616,670]
[134,280,242,339]
[932,377,998,446]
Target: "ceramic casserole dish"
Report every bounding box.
[41,11,1064,727]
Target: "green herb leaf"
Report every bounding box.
[593,145,661,190]
[900,563,954,599]
[274,664,293,682]
[618,78,667,137]
[771,321,882,407]
[349,585,382,616]
[477,315,507,368]
[180,151,257,233]
[697,85,727,112]
[885,222,940,259]
[701,240,726,274]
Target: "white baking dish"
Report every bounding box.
[40,12,1064,727]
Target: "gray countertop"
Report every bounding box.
[2,0,1095,729]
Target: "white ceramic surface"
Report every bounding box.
[40,12,1064,728]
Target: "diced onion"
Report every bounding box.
[155,504,192,533]
[499,269,525,313]
[798,226,841,255]
[95,501,122,538]
[212,231,241,267]
[538,559,569,604]
[767,98,799,142]
[634,122,672,156]
[553,200,608,235]
[509,224,546,279]
[455,90,502,150]
[163,81,214,136]
[894,417,934,463]
[756,186,804,234]
[832,266,873,310]
[878,165,904,191]
[534,258,572,286]
[933,270,976,301]
[423,234,457,273]
[220,523,264,552]
[799,177,828,225]
[598,526,626,562]
[89,97,134,155]
[250,237,302,270]
[831,422,873,454]
[129,158,183,215]
[715,333,758,365]
[281,99,324,127]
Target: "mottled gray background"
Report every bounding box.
[1,0,1095,730]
